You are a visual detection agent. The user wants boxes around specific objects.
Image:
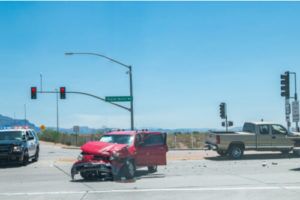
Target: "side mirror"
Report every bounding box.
[22,135,27,141]
[28,136,34,140]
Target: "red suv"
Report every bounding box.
[71,130,168,180]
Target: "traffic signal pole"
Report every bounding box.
[36,90,131,111]
[225,115,228,132]
[65,52,135,130]
[129,66,134,131]
[290,72,299,132]
[281,71,291,132]
[55,89,59,134]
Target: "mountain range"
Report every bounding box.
[0,114,242,134]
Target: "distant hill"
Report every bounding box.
[48,126,112,134]
[0,114,242,134]
[0,114,39,131]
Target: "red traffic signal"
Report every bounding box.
[60,87,66,99]
[31,87,37,99]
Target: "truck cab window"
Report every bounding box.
[143,134,164,146]
[272,125,288,135]
[258,125,269,135]
[243,123,255,133]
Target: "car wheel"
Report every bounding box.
[148,165,157,173]
[32,148,39,162]
[217,150,227,157]
[123,160,135,179]
[229,145,244,159]
[22,150,29,166]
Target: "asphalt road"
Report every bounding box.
[1,142,300,200]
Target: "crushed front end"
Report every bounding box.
[71,141,128,180]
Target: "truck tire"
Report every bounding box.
[32,147,39,162]
[148,165,158,173]
[281,150,290,155]
[293,149,300,156]
[217,150,227,157]
[228,145,244,159]
[22,150,29,166]
[123,160,136,179]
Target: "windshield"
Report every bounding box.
[100,135,134,145]
[0,131,23,141]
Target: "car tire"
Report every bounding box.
[32,147,39,162]
[228,145,244,159]
[122,160,135,180]
[217,150,227,157]
[22,150,29,166]
[148,165,158,173]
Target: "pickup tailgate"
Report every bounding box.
[205,132,236,148]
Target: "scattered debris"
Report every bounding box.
[262,161,267,167]
[272,162,278,165]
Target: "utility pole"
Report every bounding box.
[128,65,134,130]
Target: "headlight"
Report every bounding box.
[112,151,120,157]
[110,151,120,161]
[77,154,83,161]
[13,146,22,152]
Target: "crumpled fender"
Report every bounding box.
[70,160,128,180]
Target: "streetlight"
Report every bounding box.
[65,52,134,130]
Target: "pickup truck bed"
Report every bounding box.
[205,122,300,159]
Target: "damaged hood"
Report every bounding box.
[80,141,128,156]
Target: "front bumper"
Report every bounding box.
[71,161,118,180]
[205,142,218,150]
[0,152,23,163]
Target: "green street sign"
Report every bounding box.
[105,96,132,102]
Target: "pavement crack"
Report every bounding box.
[79,191,89,200]
[53,163,71,177]
[53,162,95,190]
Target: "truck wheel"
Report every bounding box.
[293,149,300,156]
[148,165,158,173]
[32,147,39,162]
[22,150,29,166]
[122,160,136,179]
[281,150,290,155]
[217,150,227,157]
[229,145,244,159]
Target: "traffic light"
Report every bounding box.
[281,72,290,98]
[219,102,226,119]
[31,87,37,99]
[60,87,66,99]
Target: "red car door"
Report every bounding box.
[138,133,168,166]
[134,134,149,166]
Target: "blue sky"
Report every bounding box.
[0,2,300,129]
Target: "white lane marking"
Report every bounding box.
[1,186,300,196]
